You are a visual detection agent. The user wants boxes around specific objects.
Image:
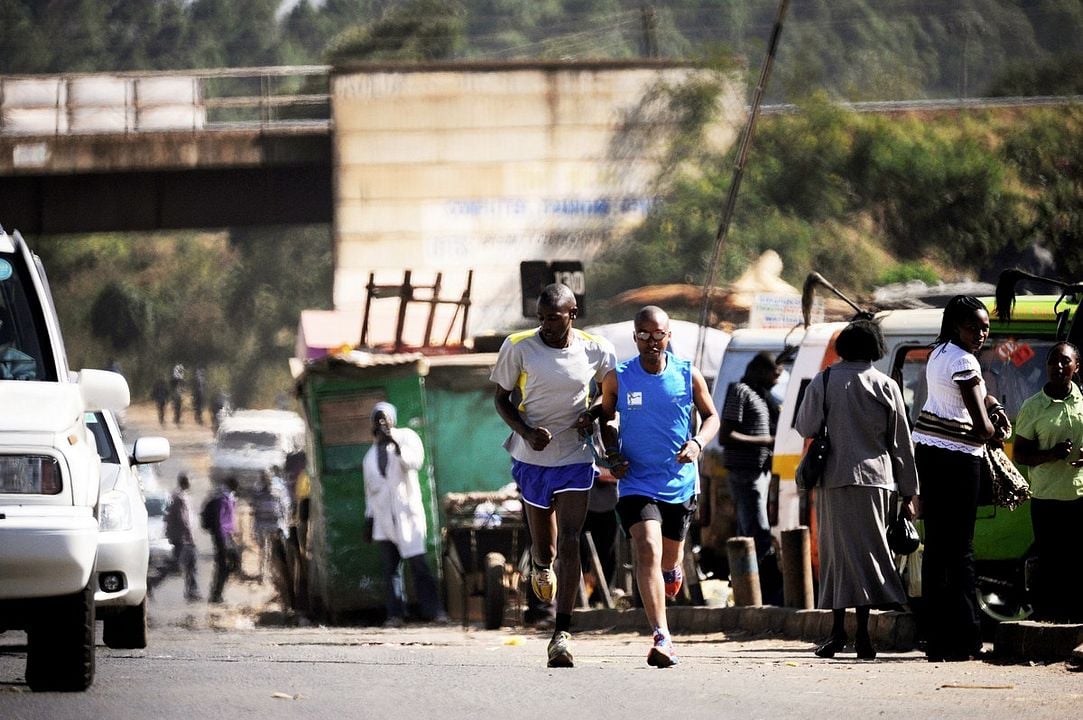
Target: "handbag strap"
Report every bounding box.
[819,366,832,432]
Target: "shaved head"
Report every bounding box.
[634,305,669,327]
[538,283,577,311]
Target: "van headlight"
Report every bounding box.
[98,489,132,531]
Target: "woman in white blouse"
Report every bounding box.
[912,296,1011,662]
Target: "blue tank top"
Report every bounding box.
[615,352,697,503]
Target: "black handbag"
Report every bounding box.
[795,367,831,491]
[887,510,921,555]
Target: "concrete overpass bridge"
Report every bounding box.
[0,66,333,234]
[0,60,716,340]
[7,63,1062,339]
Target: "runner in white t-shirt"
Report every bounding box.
[491,283,616,668]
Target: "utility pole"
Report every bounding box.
[695,0,790,366]
[640,5,659,59]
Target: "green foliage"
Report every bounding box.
[876,262,942,287]
[89,281,151,352]
[988,53,1083,97]
[590,71,1083,313]
[325,0,466,64]
[2,1,1081,102]
[848,113,1022,266]
[34,227,332,408]
[999,106,1083,278]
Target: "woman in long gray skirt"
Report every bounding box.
[795,318,919,659]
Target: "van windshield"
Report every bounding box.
[0,251,53,381]
[895,338,1061,424]
[219,430,282,450]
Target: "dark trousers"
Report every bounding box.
[917,444,983,657]
[175,542,200,598]
[1031,497,1083,622]
[210,535,239,602]
[379,540,444,621]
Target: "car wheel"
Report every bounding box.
[483,552,506,630]
[976,571,1033,629]
[103,597,148,649]
[26,580,96,692]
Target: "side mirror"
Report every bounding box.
[78,369,130,412]
[132,436,170,465]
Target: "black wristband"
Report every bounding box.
[689,437,702,451]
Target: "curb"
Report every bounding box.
[993,621,1083,663]
[576,606,1083,663]
[573,605,918,651]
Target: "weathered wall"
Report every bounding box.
[332,61,744,344]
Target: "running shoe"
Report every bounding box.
[663,566,683,600]
[531,565,556,603]
[647,631,679,668]
[547,631,574,668]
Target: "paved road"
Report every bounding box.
[3,406,1081,716]
[3,622,1081,719]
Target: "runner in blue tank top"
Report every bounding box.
[596,305,720,667]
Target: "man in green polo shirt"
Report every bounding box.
[1012,341,1083,622]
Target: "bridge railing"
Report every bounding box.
[0,66,331,136]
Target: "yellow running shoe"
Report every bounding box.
[531,565,556,603]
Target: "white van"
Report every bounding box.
[210,409,306,495]
[772,297,1076,622]
[699,326,803,569]
[0,226,129,691]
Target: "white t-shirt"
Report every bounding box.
[490,327,616,467]
[913,341,986,456]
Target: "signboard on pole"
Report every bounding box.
[749,293,822,329]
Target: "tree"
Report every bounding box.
[0,0,49,72]
[90,281,152,352]
[325,0,466,64]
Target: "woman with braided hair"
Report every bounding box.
[912,296,1012,662]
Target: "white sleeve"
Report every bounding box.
[489,338,522,391]
[394,428,425,471]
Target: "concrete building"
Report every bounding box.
[331,60,744,345]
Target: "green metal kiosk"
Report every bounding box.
[295,350,513,622]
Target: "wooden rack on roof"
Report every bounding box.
[359,270,473,352]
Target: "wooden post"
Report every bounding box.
[781,526,814,609]
[726,536,762,607]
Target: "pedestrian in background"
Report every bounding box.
[205,476,240,604]
[795,318,918,660]
[1011,341,1083,622]
[912,296,1010,661]
[153,377,169,427]
[719,351,783,603]
[598,305,720,667]
[491,283,617,667]
[192,366,207,425]
[170,363,186,427]
[164,473,201,601]
[362,402,447,627]
[252,468,290,587]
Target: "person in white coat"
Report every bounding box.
[363,401,447,626]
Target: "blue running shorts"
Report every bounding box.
[512,460,594,509]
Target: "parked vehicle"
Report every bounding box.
[773,279,1081,624]
[86,410,169,648]
[210,409,305,495]
[697,326,803,573]
[0,225,129,691]
[137,464,173,580]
